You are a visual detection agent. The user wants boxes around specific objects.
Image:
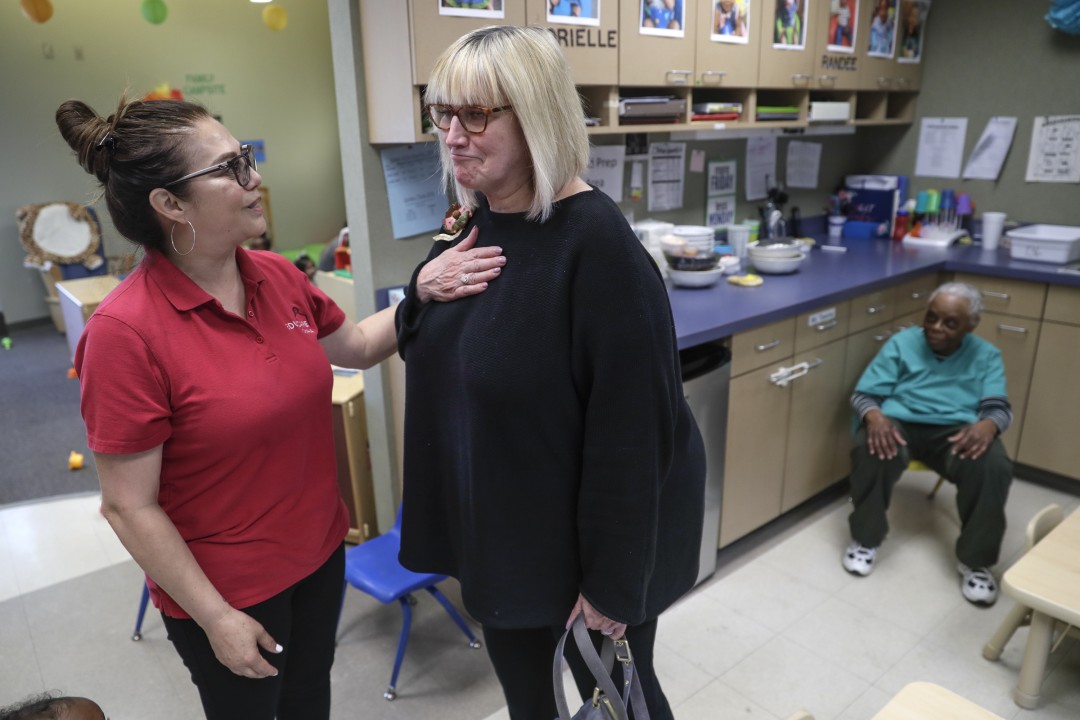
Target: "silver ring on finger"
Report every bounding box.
[460,273,472,286]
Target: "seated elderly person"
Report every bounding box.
[841,281,1012,605]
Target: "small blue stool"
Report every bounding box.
[342,507,481,700]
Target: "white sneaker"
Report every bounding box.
[958,563,998,605]
[842,543,877,576]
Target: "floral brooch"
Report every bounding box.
[433,203,472,242]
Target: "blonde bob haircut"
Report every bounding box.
[425,25,590,223]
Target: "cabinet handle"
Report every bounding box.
[876,76,894,88]
[983,291,1010,300]
[866,304,887,315]
[896,77,910,88]
[818,75,838,84]
[997,323,1028,334]
[791,73,811,85]
[873,333,891,342]
[815,320,838,332]
[700,71,726,85]
[910,291,925,299]
[665,70,692,85]
[755,339,781,352]
[769,358,823,387]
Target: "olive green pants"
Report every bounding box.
[848,419,1013,568]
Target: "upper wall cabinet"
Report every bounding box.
[408,0,528,86]
[526,0,620,86]
[694,0,760,87]
[757,0,816,88]
[619,0,699,86]
[807,0,862,90]
[857,0,924,91]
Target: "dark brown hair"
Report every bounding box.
[55,96,212,252]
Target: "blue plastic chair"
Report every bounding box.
[342,507,481,700]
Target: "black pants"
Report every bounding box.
[161,544,344,720]
[482,617,671,720]
[848,420,1013,568]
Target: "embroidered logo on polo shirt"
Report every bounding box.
[286,306,315,335]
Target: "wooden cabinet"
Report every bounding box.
[1017,284,1080,480]
[719,359,790,547]
[408,0,528,86]
[807,0,861,91]
[332,372,378,544]
[693,0,760,87]
[972,312,1041,459]
[756,0,816,88]
[56,275,121,364]
[847,285,896,333]
[857,0,922,92]
[618,0,698,86]
[720,306,849,547]
[526,0,619,86]
[954,273,1047,461]
[782,338,849,511]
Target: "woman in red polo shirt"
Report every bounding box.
[54,95,505,720]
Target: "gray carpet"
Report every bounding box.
[0,321,99,506]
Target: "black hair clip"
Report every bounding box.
[96,131,117,151]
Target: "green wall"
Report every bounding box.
[0,1,345,324]
[856,2,1080,224]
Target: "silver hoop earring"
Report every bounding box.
[170,220,196,256]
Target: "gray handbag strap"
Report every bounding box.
[553,615,649,720]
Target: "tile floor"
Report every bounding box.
[2,471,1078,720]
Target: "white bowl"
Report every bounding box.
[671,225,715,253]
[668,267,724,288]
[748,241,804,258]
[750,253,806,274]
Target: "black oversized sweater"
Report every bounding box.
[395,188,705,628]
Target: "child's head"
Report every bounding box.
[0,695,106,720]
[720,0,734,10]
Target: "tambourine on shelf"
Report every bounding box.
[16,201,105,271]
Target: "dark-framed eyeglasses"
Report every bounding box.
[164,144,257,189]
[424,104,513,134]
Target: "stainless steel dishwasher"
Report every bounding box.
[680,340,731,586]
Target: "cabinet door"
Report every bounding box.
[1043,284,1080,325]
[835,319,895,474]
[620,0,699,86]
[730,316,796,376]
[794,300,850,353]
[1016,322,1080,480]
[972,312,1040,460]
[409,0,528,85]
[857,0,923,90]
[808,0,860,90]
[757,0,815,88]
[693,0,760,86]
[953,273,1047,320]
[782,339,849,511]
[892,273,940,317]
[526,0,619,85]
[719,361,790,547]
[332,390,378,543]
[847,286,896,333]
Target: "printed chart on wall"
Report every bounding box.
[380,144,447,239]
[648,142,686,211]
[1025,115,1080,184]
[583,145,626,202]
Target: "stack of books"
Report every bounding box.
[755,105,800,121]
[691,102,743,122]
[618,96,687,124]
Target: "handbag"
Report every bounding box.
[553,615,649,720]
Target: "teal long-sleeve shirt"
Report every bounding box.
[854,326,1010,429]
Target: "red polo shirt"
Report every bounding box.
[76,248,348,618]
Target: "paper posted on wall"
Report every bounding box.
[1025,115,1080,183]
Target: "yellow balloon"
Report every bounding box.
[20,0,54,23]
[262,5,288,31]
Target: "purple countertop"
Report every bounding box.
[670,238,1080,349]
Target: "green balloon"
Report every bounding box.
[141,0,168,25]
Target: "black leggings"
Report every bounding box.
[161,544,344,720]
[482,617,671,720]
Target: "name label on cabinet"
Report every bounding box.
[808,307,837,326]
[548,27,617,50]
[819,54,858,73]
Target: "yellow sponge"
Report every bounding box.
[727,274,763,287]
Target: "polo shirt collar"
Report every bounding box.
[143,247,268,312]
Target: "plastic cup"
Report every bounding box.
[728,224,751,259]
[827,215,846,241]
[981,212,1006,250]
